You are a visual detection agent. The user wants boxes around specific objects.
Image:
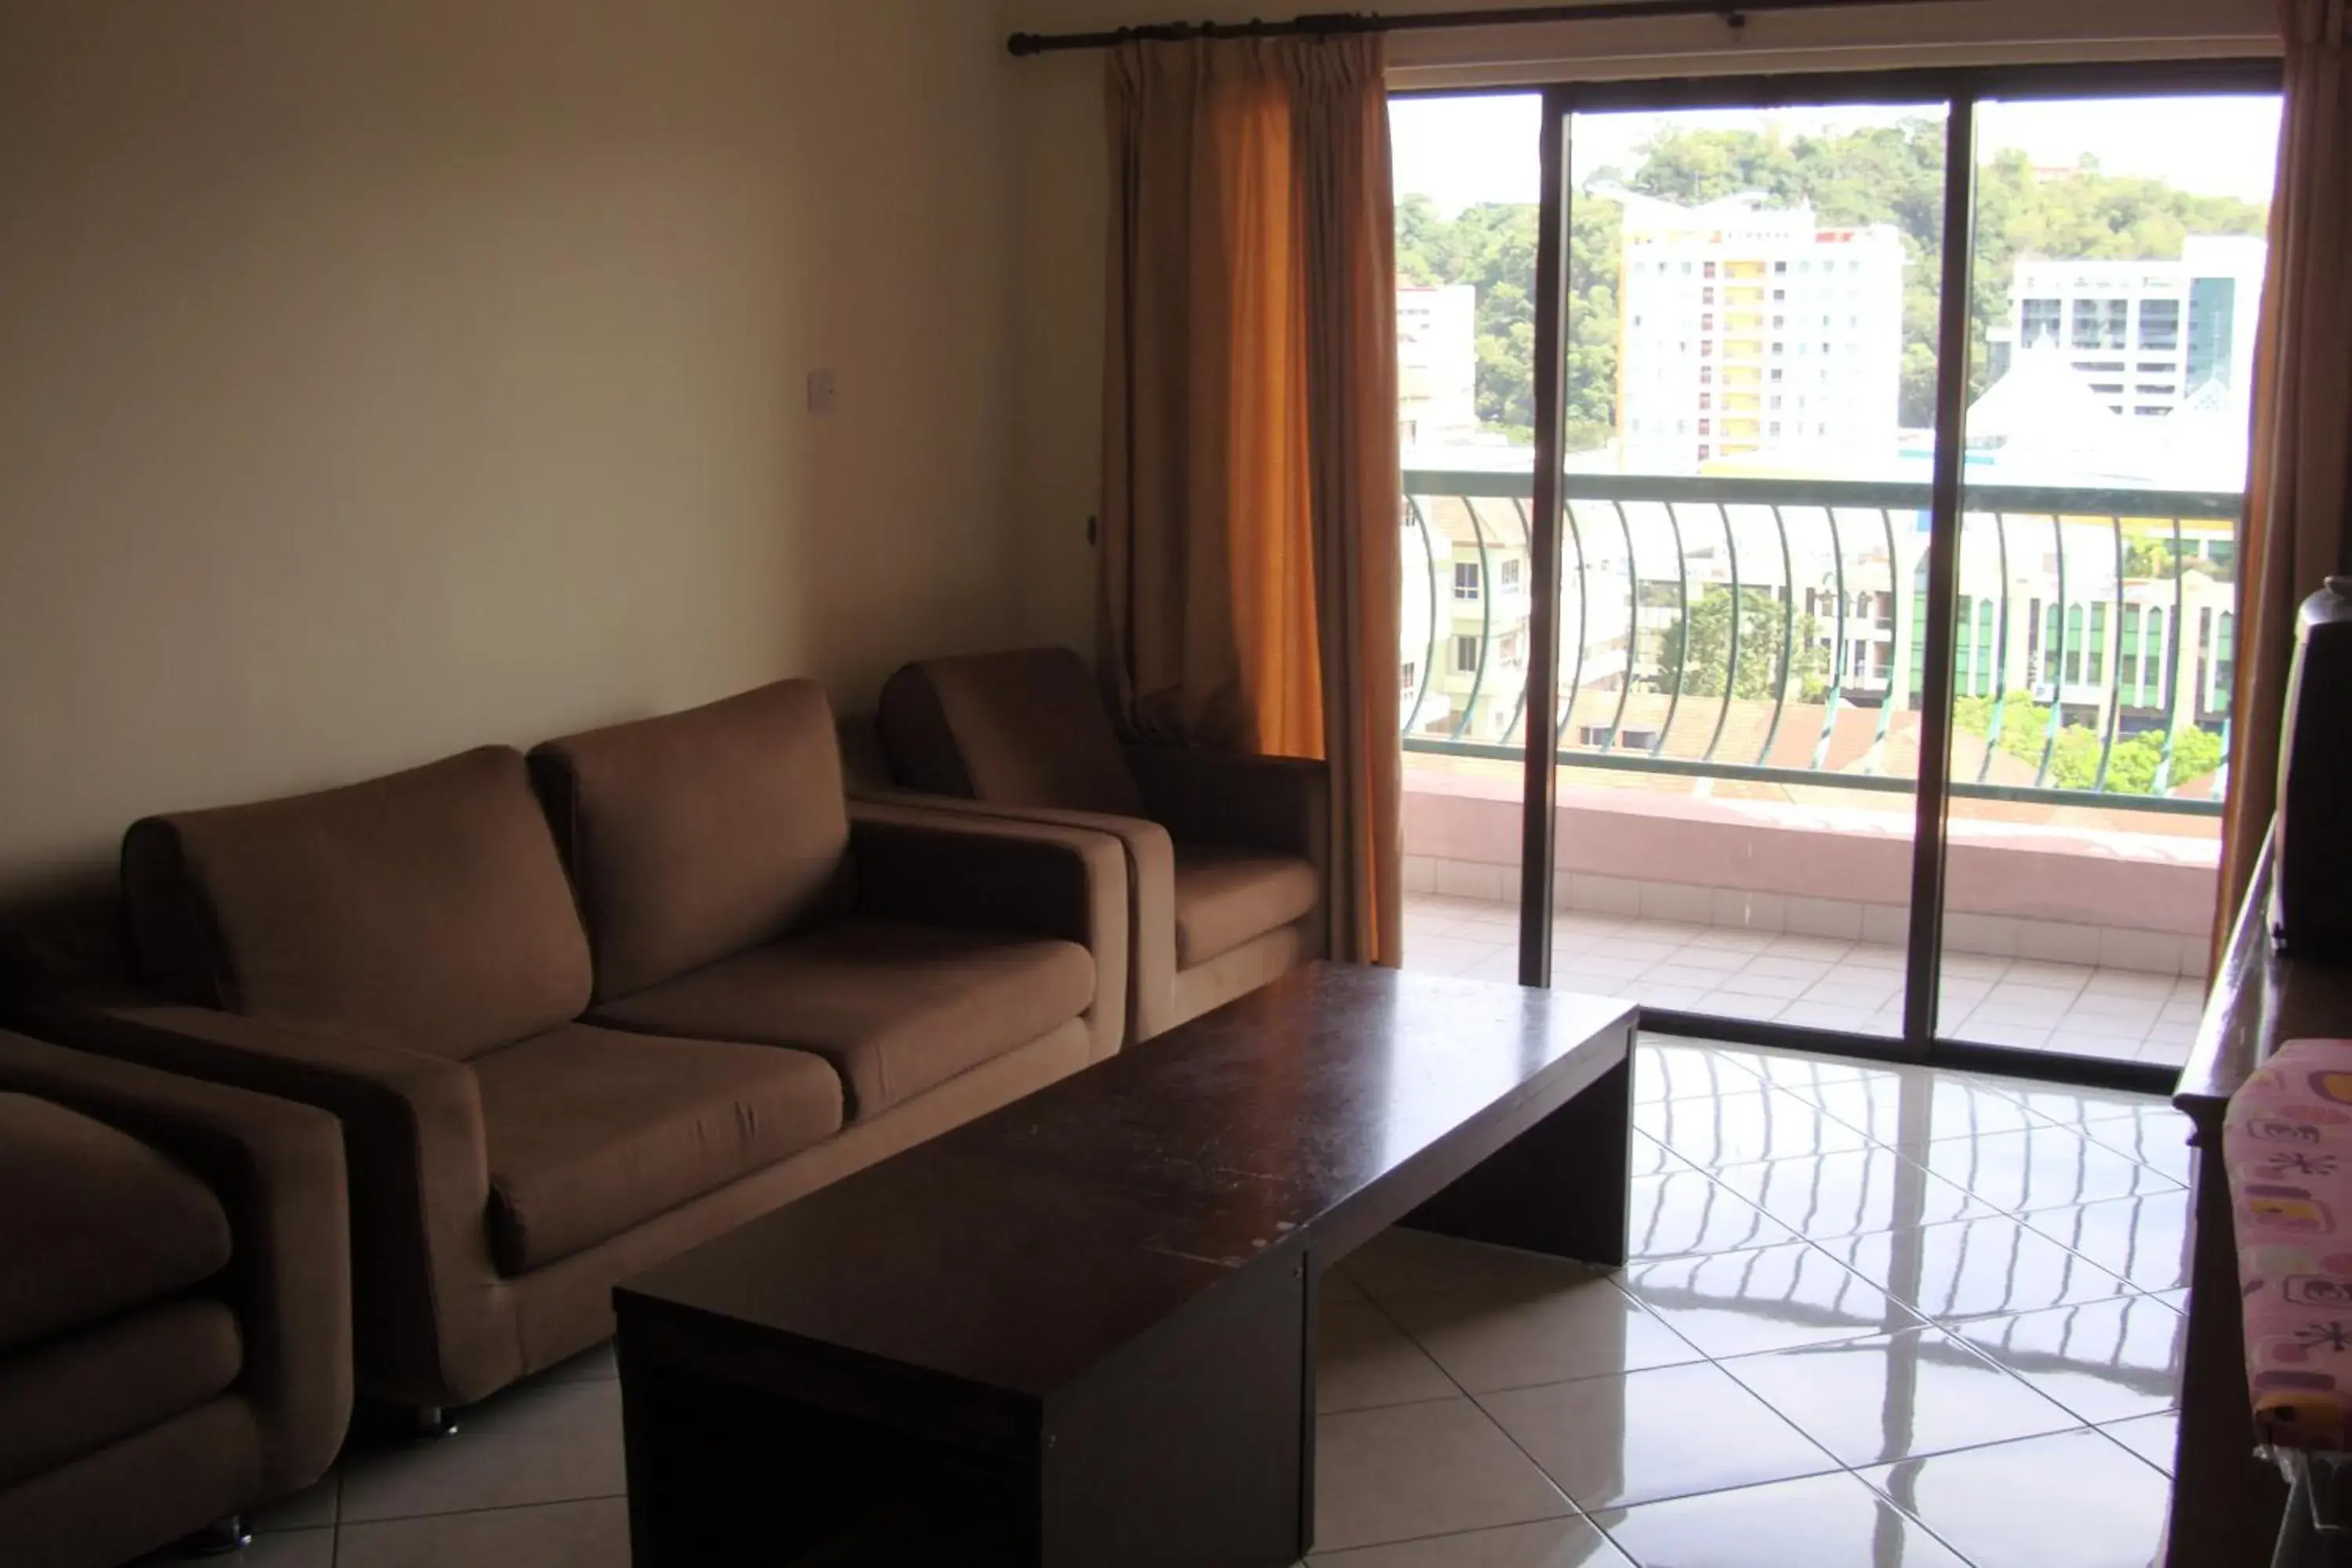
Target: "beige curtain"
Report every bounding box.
[1100,34,1403,965]
[2216,0,2352,945]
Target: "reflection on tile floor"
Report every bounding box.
[1406,892,2208,1068]
[199,1038,2190,1568]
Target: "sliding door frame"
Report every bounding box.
[1450,55,2282,1091]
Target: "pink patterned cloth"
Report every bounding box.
[2227,1036,2352,1450]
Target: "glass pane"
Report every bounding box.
[1551,102,1947,1040]
[1392,93,1543,980]
[1940,93,2280,1067]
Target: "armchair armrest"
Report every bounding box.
[1124,744,1330,869]
[20,1001,504,1407]
[0,1030,351,1499]
[847,801,1132,1061]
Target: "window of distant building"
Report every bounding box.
[1703,287,1716,304]
[1770,368,1784,382]
[1699,392,1713,410]
[2103,298,2129,348]
[1774,260,1788,274]
[1454,633,1481,673]
[1698,418,1711,434]
[1701,342,1715,357]
[1500,557,1523,591]
[1697,444,1711,459]
[1704,261,1718,278]
[2021,298,2062,345]
[1400,659,1417,691]
[1702,314,1715,331]
[1453,561,1480,601]
[2071,300,2103,349]
[2140,299,2182,351]
[1771,342,1784,355]
[1769,421,1782,436]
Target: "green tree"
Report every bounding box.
[1657,586,1831,699]
[1953,689,2227,794]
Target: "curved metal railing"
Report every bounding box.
[1402,467,2239,817]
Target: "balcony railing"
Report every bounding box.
[1403,467,2240,818]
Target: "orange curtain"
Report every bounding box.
[2216,0,2352,946]
[1099,34,1403,965]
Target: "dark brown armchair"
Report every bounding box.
[0,1029,349,1568]
[871,646,1329,1043]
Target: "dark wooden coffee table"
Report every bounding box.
[615,962,1635,1567]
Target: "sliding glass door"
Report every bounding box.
[1393,64,2280,1086]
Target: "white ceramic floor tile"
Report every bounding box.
[1382,1272,1705,1393]
[1635,1091,1871,1167]
[1595,1471,1969,1567]
[338,1378,625,1525]
[1947,1294,2188,1423]
[1478,1360,1838,1511]
[1715,1325,2080,1466]
[1624,1169,1798,1260]
[1823,1214,2135,1321]
[336,1497,630,1568]
[1313,1399,1574,1553]
[1319,1297,1459,1413]
[1308,1516,1633,1566]
[1713,1149,1995,1240]
[1918,1125,2182,1216]
[1620,1240,1922,1359]
[1860,1428,2170,1568]
[2099,1410,2180,1475]
[217,1530,336,1568]
[2021,1189,2195,1295]
[1342,1229,1601,1303]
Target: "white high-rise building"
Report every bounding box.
[1615,194,1907,474]
[2003,234,2267,423]
[1396,284,1479,448]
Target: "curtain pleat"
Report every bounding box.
[1098,34,1402,964]
[2215,0,2352,949]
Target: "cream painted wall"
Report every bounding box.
[1000,0,2278,656]
[0,1,1021,898]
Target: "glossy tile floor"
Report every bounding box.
[1406,893,2207,1069]
[197,1039,2190,1568]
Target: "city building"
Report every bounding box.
[1614,194,1908,474]
[1997,234,2268,423]
[1396,282,1480,448]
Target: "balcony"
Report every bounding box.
[1399,466,2234,1069]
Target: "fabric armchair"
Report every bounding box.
[0,1028,349,1568]
[873,647,1330,1043]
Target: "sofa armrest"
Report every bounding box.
[1125,745,1331,868]
[847,801,1131,1061]
[0,1029,351,1500]
[20,1001,503,1408]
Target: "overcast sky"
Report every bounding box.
[1392,93,2282,213]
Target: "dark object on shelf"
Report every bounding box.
[2274,577,2352,963]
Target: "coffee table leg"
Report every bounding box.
[1402,1040,1634,1267]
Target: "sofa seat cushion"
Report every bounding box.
[0,1298,241,1490]
[593,917,1095,1120]
[0,1094,232,1353]
[475,1024,844,1276]
[1171,845,1319,970]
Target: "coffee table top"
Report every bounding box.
[618,963,1634,1399]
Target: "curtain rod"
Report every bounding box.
[1007,0,1956,57]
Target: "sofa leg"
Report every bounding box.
[413,1404,461,1439]
[176,1515,252,1557]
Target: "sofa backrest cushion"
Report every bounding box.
[121,747,590,1061]
[529,679,857,1001]
[877,648,1145,818]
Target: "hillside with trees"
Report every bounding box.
[1396,118,2270,448]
